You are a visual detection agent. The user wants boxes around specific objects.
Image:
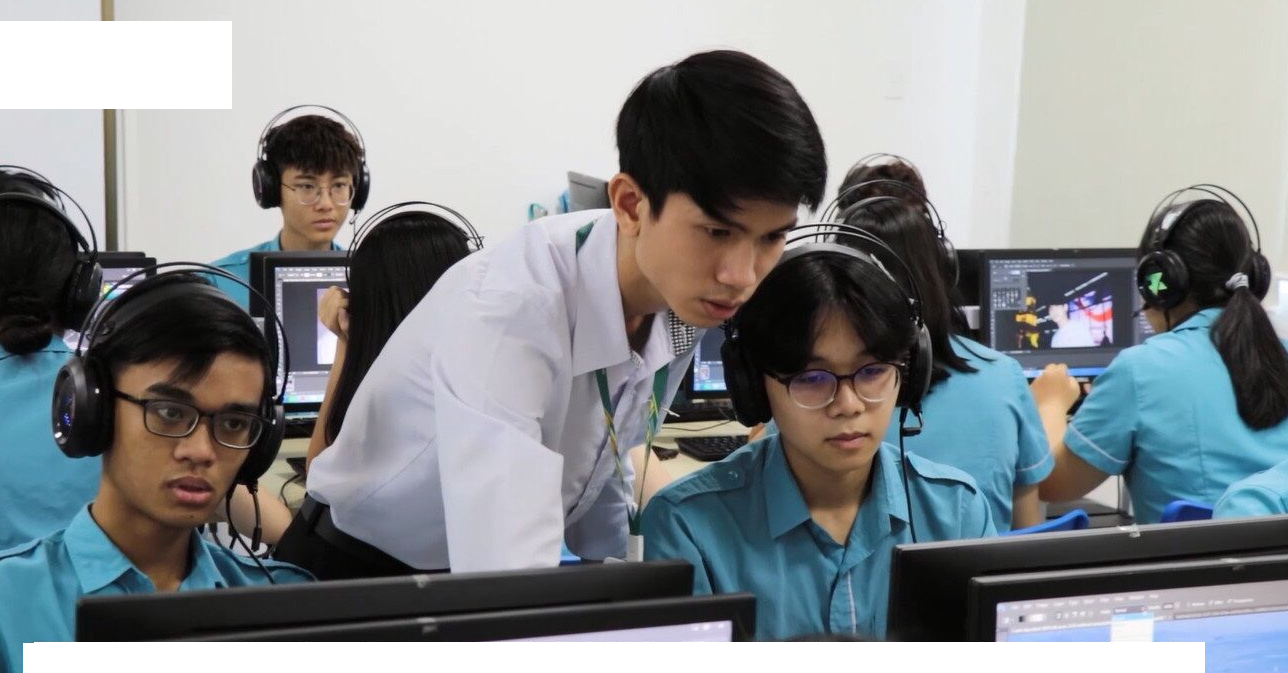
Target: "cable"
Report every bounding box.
[223,487,276,585]
[898,407,920,544]
[278,471,303,505]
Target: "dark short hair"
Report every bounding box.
[91,274,272,395]
[616,50,826,222]
[265,114,362,179]
[733,251,916,377]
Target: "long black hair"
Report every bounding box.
[734,251,916,377]
[325,213,472,443]
[0,173,76,355]
[1140,199,1288,429]
[839,198,980,386]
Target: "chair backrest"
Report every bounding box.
[1159,499,1214,523]
[1001,508,1091,536]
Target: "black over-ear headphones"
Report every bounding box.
[720,223,933,431]
[0,165,102,328]
[824,175,958,289]
[51,263,290,487]
[1135,184,1270,311]
[346,201,484,286]
[251,105,370,212]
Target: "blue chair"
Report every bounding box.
[1002,508,1090,536]
[1159,499,1214,523]
[559,541,582,566]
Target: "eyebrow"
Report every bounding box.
[805,352,874,367]
[145,382,260,413]
[703,215,798,235]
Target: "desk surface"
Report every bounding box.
[261,420,752,513]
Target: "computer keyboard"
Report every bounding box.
[675,435,748,462]
[283,416,316,439]
[666,400,735,423]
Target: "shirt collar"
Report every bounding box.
[64,506,228,593]
[0,335,72,360]
[1170,307,1221,332]
[570,212,699,376]
[762,435,814,539]
[760,435,910,541]
[266,235,344,253]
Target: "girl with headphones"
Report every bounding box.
[0,168,104,550]
[270,203,477,578]
[1033,187,1288,524]
[831,160,1054,532]
[640,228,994,641]
[0,272,311,670]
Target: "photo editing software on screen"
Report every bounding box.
[982,251,1156,378]
[690,328,727,394]
[273,264,347,405]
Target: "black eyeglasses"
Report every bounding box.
[115,391,266,450]
[768,362,903,409]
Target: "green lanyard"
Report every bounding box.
[576,222,669,534]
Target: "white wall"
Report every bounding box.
[0,0,97,20]
[114,0,1024,262]
[1009,0,1288,274]
[0,0,106,247]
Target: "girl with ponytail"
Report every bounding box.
[1032,189,1288,524]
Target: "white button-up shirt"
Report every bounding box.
[307,210,697,572]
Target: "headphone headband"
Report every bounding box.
[350,200,483,252]
[781,222,925,328]
[255,104,367,162]
[1146,183,1262,254]
[0,165,97,255]
[78,263,290,403]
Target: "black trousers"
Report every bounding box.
[273,495,443,580]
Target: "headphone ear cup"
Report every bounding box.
[351,164,371,212]
[720,333,772,426]
[899,325,934,412]
[61,257,102,329]
[1248,252,1272,301]
[1136,251,1188,310]
[237,403,284,486]
[252,160,279,209]
[51,355,114,459]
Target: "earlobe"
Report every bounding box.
[609,172,647,237]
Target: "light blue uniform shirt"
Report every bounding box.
[0,339,100,551]
[1065,308,1288,524]
[209,236,342,308]
[640,434,995,641]
[0,506,313,672]
[760,338,1050,532]
[1214,458,1288,518]
[891,336,1053,531]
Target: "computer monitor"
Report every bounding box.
[885,514,1288,642]
[683,327,729,400]
[253,252,348,411]
[954,248,983,307]
[187,593,755,642]
[567,171,610,211]
[970,553,1288,666]
[77,559,695,641]
[979,248,1156,378]
[99,255,156,299]
[62,254,156,349]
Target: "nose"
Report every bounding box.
[826,377,866,418]
[715,241,758,292]
[314,188,337,211]
[173,418,219,466]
